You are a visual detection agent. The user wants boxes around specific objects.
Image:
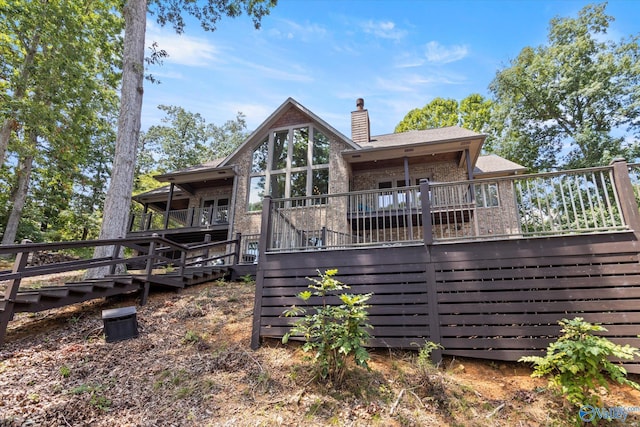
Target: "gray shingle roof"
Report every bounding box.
[360,126,482,149]
[474,154,527,175]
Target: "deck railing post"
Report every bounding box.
[418,180,442,363]
[251,196,272,349]
[611,159,640,234]
[321,226,327,248]
[234,232,242,266]
[108,243,122,275]
[420,180,433,245]
[141,234,158,305]
[0,239,31,346]
[203,234,211,264]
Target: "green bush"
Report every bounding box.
[282,269,373,385]
[519,317,640,408]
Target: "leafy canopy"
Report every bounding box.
[395,94,494,135]
[489,3,640,171]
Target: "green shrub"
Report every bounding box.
[519,317,640,408]
[282,269,373,385]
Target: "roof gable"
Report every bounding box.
[220,98,358,167]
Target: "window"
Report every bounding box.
[377,180,410,209]
[475,182,499,207]
[247,125,330,211]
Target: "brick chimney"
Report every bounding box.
[351,98,370,144]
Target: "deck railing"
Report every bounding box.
[129,206,229,232]
[264,164,629,252]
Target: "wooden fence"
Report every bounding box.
[252,230,640,374]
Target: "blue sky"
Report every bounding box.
[142,0,640,139]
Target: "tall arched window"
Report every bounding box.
[247,125,330,211]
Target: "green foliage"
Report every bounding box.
[240,274,254,285]
[519,317,640,408]
[0,0,122,243]
[59,365,71,378]
[489,3,640,171]
[139,106,248,175]
[416,341,444,374]
[182,330,201,345]
[282,269,373,385]
[70,383,111,411]
[395,94,494,135]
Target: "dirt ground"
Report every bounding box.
[1,279,639,426]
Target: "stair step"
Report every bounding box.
[15,292,41,304]
[38,288,70,298]
[65,283,99,293]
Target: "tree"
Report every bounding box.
[0,0,122,245]
[489,3,640,171]
[90,0,275,277]
[142,106,248,173]
[394,94,494,135]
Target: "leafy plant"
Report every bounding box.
[70,383,111,411]
[416,341,444,374]
[59,365,71,378]
[282,269,373,385]
[519,317,640,408]
[182,330,201,345]
[240,274,254,285]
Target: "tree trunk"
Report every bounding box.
[87,0,146,279]
[1,150,34,246]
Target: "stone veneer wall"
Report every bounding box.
[351,160,467,191]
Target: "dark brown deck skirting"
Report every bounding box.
[253,231,640,374]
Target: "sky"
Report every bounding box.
[141,0,640,139]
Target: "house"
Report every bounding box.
[130,97,526,253]
[130,98,640,373]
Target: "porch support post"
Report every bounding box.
[251,196,272,349]
[139,203,149,231]
[404,156,414,240]
[419,180,441,364]
[163,183,175,230]
[611,159,640,234]
[0,239,31,346]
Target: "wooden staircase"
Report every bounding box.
[0,235,242,345]
[1,266,229,315]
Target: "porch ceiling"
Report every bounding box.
[350,152,459,171]
[342,136,483,169]
[154,165,236,186]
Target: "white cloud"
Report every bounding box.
[361,20,407,40]
[146,22,220,67]
[269,18,327,41]
[394,52,425,68]
[425,41,469,64]
[234,58,314,83]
